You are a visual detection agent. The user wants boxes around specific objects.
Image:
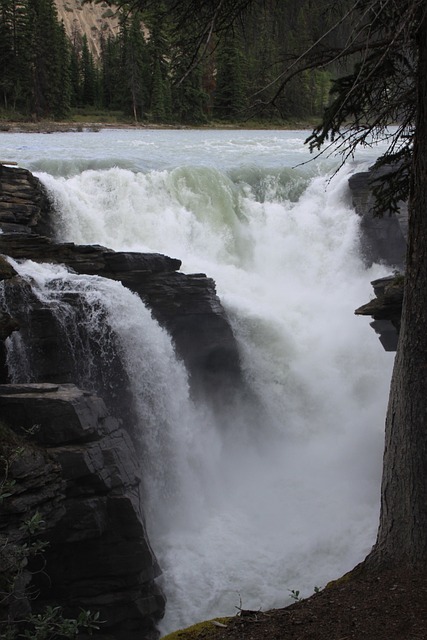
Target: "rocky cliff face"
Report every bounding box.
[349,164,406,351]
[53,0,119,59]
[0,383,163,640]
[0,165,243,638]
[0,163,55,236]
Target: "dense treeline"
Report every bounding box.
[0,0,70,118]
[0,0,351,123]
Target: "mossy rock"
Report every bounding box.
[162,618,231,640]
[325,562,365,589]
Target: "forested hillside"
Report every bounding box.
[0,0,352,124]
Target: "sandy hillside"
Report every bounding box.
[54,0,119,58]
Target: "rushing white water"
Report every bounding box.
[1,129,395,634]
[4,258,218,525]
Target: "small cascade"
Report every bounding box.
[1,260,132,414]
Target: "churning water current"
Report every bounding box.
[1,129,395,634]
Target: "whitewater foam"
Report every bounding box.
[2,129,395,634]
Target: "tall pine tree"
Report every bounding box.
[213,30,247,120]
[27,0,71,117]
[121,12,150,121]
[0,0,31,111]
[145,5,171,121]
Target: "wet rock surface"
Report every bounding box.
[0,383,164,640]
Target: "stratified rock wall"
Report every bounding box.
[0,164,54,236]
[0,383,164,640]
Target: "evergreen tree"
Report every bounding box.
[0,0,31,111]
[123,12,150,121]
[213,30,247,120]
[69,25,82,108]
[52,21,71,118]
[100,33,121,110]
[27,0,71,117]
[69,40,81,108]
[145,4,171,121]
[171,62,208,124]
[244,4,276,92]
[303,0,427,571]
[169,23,209,124]
[150,57,166,120]
[80,35,97,107]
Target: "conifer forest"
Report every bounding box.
[0,0,352,124]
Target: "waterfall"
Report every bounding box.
[3,259,212,517]
[2,129,394,635]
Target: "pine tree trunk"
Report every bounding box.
[368,9,427,568]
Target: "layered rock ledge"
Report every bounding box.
[0,383,164,640]
[355,275,404,351]
[0,163,54,236]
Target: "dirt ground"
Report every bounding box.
[177,565,427,640]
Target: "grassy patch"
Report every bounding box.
[162,618,231,640]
